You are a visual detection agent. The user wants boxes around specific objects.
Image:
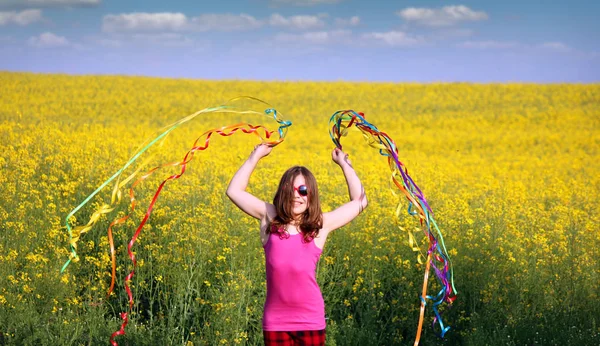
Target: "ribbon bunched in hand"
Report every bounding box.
[328,110,457,346]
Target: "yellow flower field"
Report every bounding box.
[0,72,598,345]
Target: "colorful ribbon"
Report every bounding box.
[60,97,291,346]
[328,110,457,345]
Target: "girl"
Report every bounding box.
[226,144,368,346]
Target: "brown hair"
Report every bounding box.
[269,166,323,243]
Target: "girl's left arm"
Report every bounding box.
[322,148,368,232]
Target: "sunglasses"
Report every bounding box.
[293,185,309,197]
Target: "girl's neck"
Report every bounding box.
[285,222,301,234]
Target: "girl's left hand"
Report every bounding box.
[332,147,351,167]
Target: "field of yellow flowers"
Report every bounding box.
[0,71,599,345]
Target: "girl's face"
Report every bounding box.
[291,174,309,218]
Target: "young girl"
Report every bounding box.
[226,144,368,346]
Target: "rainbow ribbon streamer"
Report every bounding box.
[328,110,457,346]
[60,97,291,346]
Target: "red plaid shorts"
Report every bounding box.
[263,329,326,346]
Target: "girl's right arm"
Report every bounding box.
[226,144,274,220]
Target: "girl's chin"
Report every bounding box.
[291,210,306,218]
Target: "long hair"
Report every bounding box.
[269,166,323,242]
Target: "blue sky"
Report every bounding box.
[0,0,598,82]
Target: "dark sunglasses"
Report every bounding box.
[293,185,309,197]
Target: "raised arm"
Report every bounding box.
[226,144,274,220]
[322,148,368,232]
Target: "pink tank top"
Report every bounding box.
[263,231,326,331]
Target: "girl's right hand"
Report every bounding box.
[251,143,273,160]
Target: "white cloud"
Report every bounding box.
[538,41,571,52]
[0,0,100,8]
[398,5,488,27]
[362,31,423,46]
[102,12,262,33]
[95,32,205,49]
[271,0,341,6]
[269,13,325,30]
[0,9,42,26]
[274,29,423,47]
[275,29,351,44]
[103,12,188,32]
[458,40,520,49]
[191,13,262,31]
[28,31,69,48]
[433,28,473,39]
[130,33,194,47]
[458,40,574,53]
[334,15,359,27]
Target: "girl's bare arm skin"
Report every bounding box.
[316,148,368,247]
[226,145,277,234]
